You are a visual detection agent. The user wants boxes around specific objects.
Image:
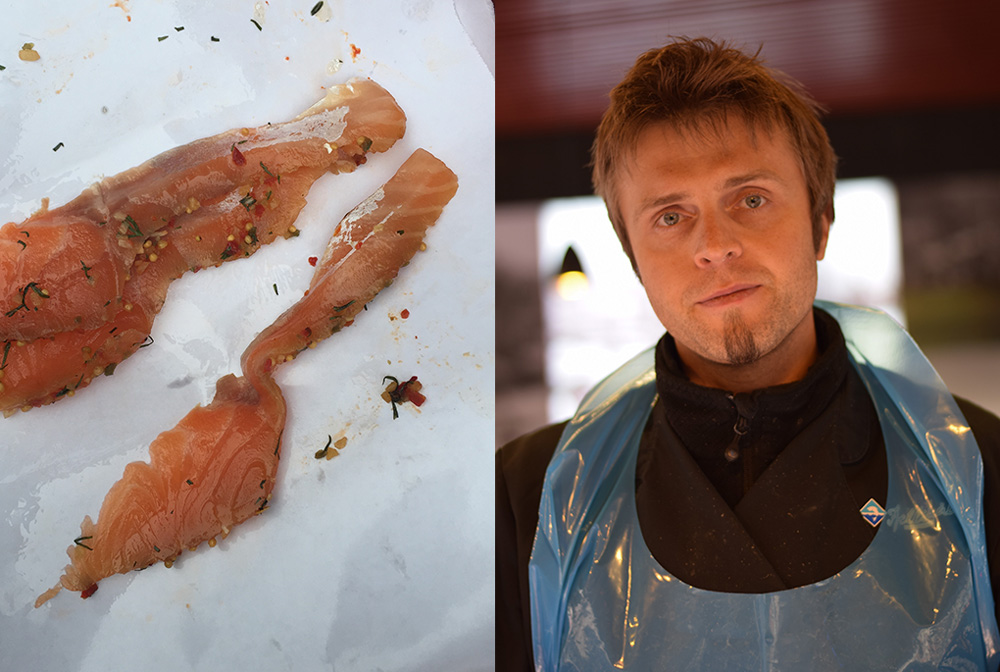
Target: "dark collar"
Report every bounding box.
[653,308,869,492]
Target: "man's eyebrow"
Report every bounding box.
[638,192,689,214]
[722,170,785,189]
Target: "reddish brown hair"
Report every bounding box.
[591,38,837,275]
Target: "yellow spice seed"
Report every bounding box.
[240,127,250,136]
[245,222,254,231]
[208,538,217,548]
[21,405,31,413]
[164,560,173,569]
[227,234,235,242]
[308,341,317,349]
[244,235,253,245]
[93,366,104,376]
[0,369,4,379]
[144,240,152,248]
[195,235,202,242]
[158,239,168,249]
[148,253,158,262]
[124,303,133,311]
[0,382,5,393]
[16,340,25,347]
[419,242,427,251]
[288,225,298,234]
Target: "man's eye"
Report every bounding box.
[744,194,764,209]
[660,212,681,226]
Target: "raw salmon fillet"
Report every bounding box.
[1,78,405,343]
[34,149,457,606]
[0,166,324,415]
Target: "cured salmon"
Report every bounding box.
[1,79,406,343]
[0,166,324,415]
[34,149,458,606]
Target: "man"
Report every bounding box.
[496,38,1000,671]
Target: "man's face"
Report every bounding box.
[618,117,830,373]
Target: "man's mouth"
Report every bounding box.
[697,283,760,307]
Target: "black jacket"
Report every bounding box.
[496,309,1000,672]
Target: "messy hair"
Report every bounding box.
[591,37,837,275]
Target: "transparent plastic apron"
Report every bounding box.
[529,302,999,671]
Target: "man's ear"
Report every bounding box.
[815,204,833,261]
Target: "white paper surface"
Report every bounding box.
[0,1,495,669]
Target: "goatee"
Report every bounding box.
[723,310,760,366]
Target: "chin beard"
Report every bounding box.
[723,310,760,366]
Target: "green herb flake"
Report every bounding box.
[74,536,94,551]
[6,282,49,317]
[103,362,117,376]
[52,142,64,152]
[259,161,279,180]
[186,479,194,485]
[16,240,25,250]
[250,18,262,31]
[0,65,6,71]
[333,299,356,312]
[157,35,169,42]
[1,341,11,370]
[357,136,373,152]
[174,26,185,32]
[273,283,279,295]
[211,36,220,42]
[153,545,160,552]
[80,260,92,280]
[239,194,257,211]
[311,1,324,15]
[121,215,142,238]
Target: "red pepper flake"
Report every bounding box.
[254,203,265,217]
[350,43,361,60]
[231,144,246,166]
[308,256,318,266]
[400,309,410,319]
[81,583,99,599]
[354,242,362,250]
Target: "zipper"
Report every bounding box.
[724,393,758,495]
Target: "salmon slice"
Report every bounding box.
[1,79,405,342]
[34,149,457,606]
[0,166,324,416]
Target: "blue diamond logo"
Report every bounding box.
[860,498,886,528]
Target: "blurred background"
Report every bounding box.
[496,0,1000,446]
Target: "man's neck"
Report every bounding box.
[675,309,820,393]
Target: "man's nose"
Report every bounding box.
[693,211,742,268]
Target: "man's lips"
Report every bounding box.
[697,283,761,306]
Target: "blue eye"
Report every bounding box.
[660,212,681,226]
[744,194,764,209]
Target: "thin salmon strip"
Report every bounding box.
[34,149,457,607]
[0,166,325,416]
[1,79,405,342]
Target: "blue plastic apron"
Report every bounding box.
[529,302,999,671]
